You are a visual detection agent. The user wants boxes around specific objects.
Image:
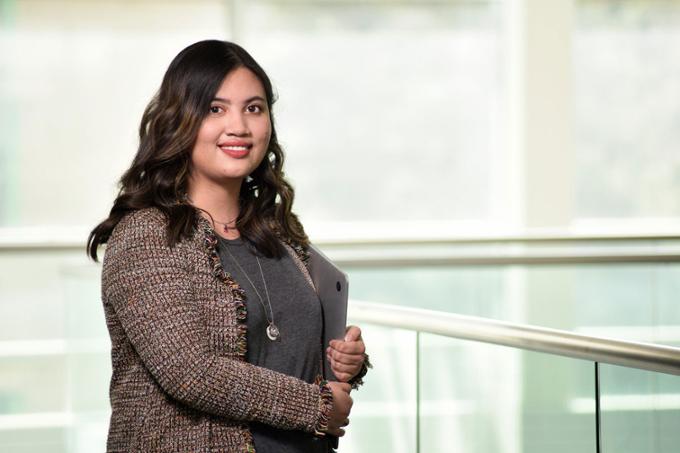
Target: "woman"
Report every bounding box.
[88,40,369,452]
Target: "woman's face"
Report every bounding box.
[189,67,272,190]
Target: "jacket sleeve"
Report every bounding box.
[101,210,332,433]
[348,354,372,390]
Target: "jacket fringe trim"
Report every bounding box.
[196,216,255,452]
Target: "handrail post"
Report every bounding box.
[416,331,421,453]
[595,362,602,453]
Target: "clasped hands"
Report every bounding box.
[324,325,366,437]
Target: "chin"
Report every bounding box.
[218,168,254,182]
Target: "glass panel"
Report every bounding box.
[345,258,680,336]
[0,0,231,227]
[0,428,67,453]
[348,266,508,316]
[1,0,504,230]
[0,250,94,341]
[339,325,417,453]
[237,0,505,225]
[0,357,68,414]
[63,263,111,452]
[657,265,680,348]
[0,248,109,452]
[599,364,680,453]
[418,333,596,452]
[574,0,680,220]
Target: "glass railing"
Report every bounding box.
[346,302,680,453]
[2,233,680,452]
[598,364,680,452]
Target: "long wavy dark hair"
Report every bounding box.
[87,40,307,261]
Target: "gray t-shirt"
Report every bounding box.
[217,236,332,453]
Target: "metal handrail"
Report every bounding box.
[2,230,680,249]
[331,252,680,266]
[4,238,680,265]
[348,300,680,376]
[318,232,680,246]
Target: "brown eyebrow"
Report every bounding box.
[212,96,266,104]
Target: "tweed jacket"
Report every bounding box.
[101,207,334,452]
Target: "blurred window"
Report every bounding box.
[574,0,680,221]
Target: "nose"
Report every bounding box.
[225,111,248,136]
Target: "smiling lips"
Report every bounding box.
[219,141,252,158]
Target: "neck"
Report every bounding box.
[187,177,242,238]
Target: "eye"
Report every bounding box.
[246,104,263,114]
[209,105,224,114]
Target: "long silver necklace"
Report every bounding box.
[224,242,280,341]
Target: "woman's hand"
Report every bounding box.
[327,325,367,383]
[326,382,353,437]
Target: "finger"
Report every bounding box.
[344,325,362,342]
[335,382,351,393]
[331,365,360,381]
[329,337,366,352]
[330,358,361,374]
[328,349,365,365]
[331,360,361,373]
[334,372,352,382]
[329,355,364,371]
[329,359,362,375]
[327,424,346,436]
[328,341,365,355]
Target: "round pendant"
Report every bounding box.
[266,324,280,341]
